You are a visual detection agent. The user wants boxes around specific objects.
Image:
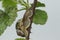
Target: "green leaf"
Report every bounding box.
[15,38,26,40]
[5,6,17,26]
[31,1,45,7]
[0,7,17,35]
[36,1,45,7]
[18,0,27,7]
[0,0,2,1]
[33,9,48,25]
[0,23,7,35]
[2,0,17,8]
[3,0,17,26]
[0,10,9,35]
[0,0,17,35]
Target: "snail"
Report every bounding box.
[16,7,33,38]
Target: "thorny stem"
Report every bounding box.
[26,0,37,40]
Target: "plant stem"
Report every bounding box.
[26,0,37,40]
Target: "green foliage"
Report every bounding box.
[0,0,2,1]
[0,0,17,35]
[0,7,17,35]
[18,0,27,7]
[3,0,17,25]
[0,0,48,36]
[36,1,45,7]
[15,38,26,40]
[31,1,45,8]
[2,0,17,8]
[4,6,17,26]
[33,9,48,25]
[0,10,9,35]
[32,1,47,25]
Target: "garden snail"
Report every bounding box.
[16,7,33,38]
